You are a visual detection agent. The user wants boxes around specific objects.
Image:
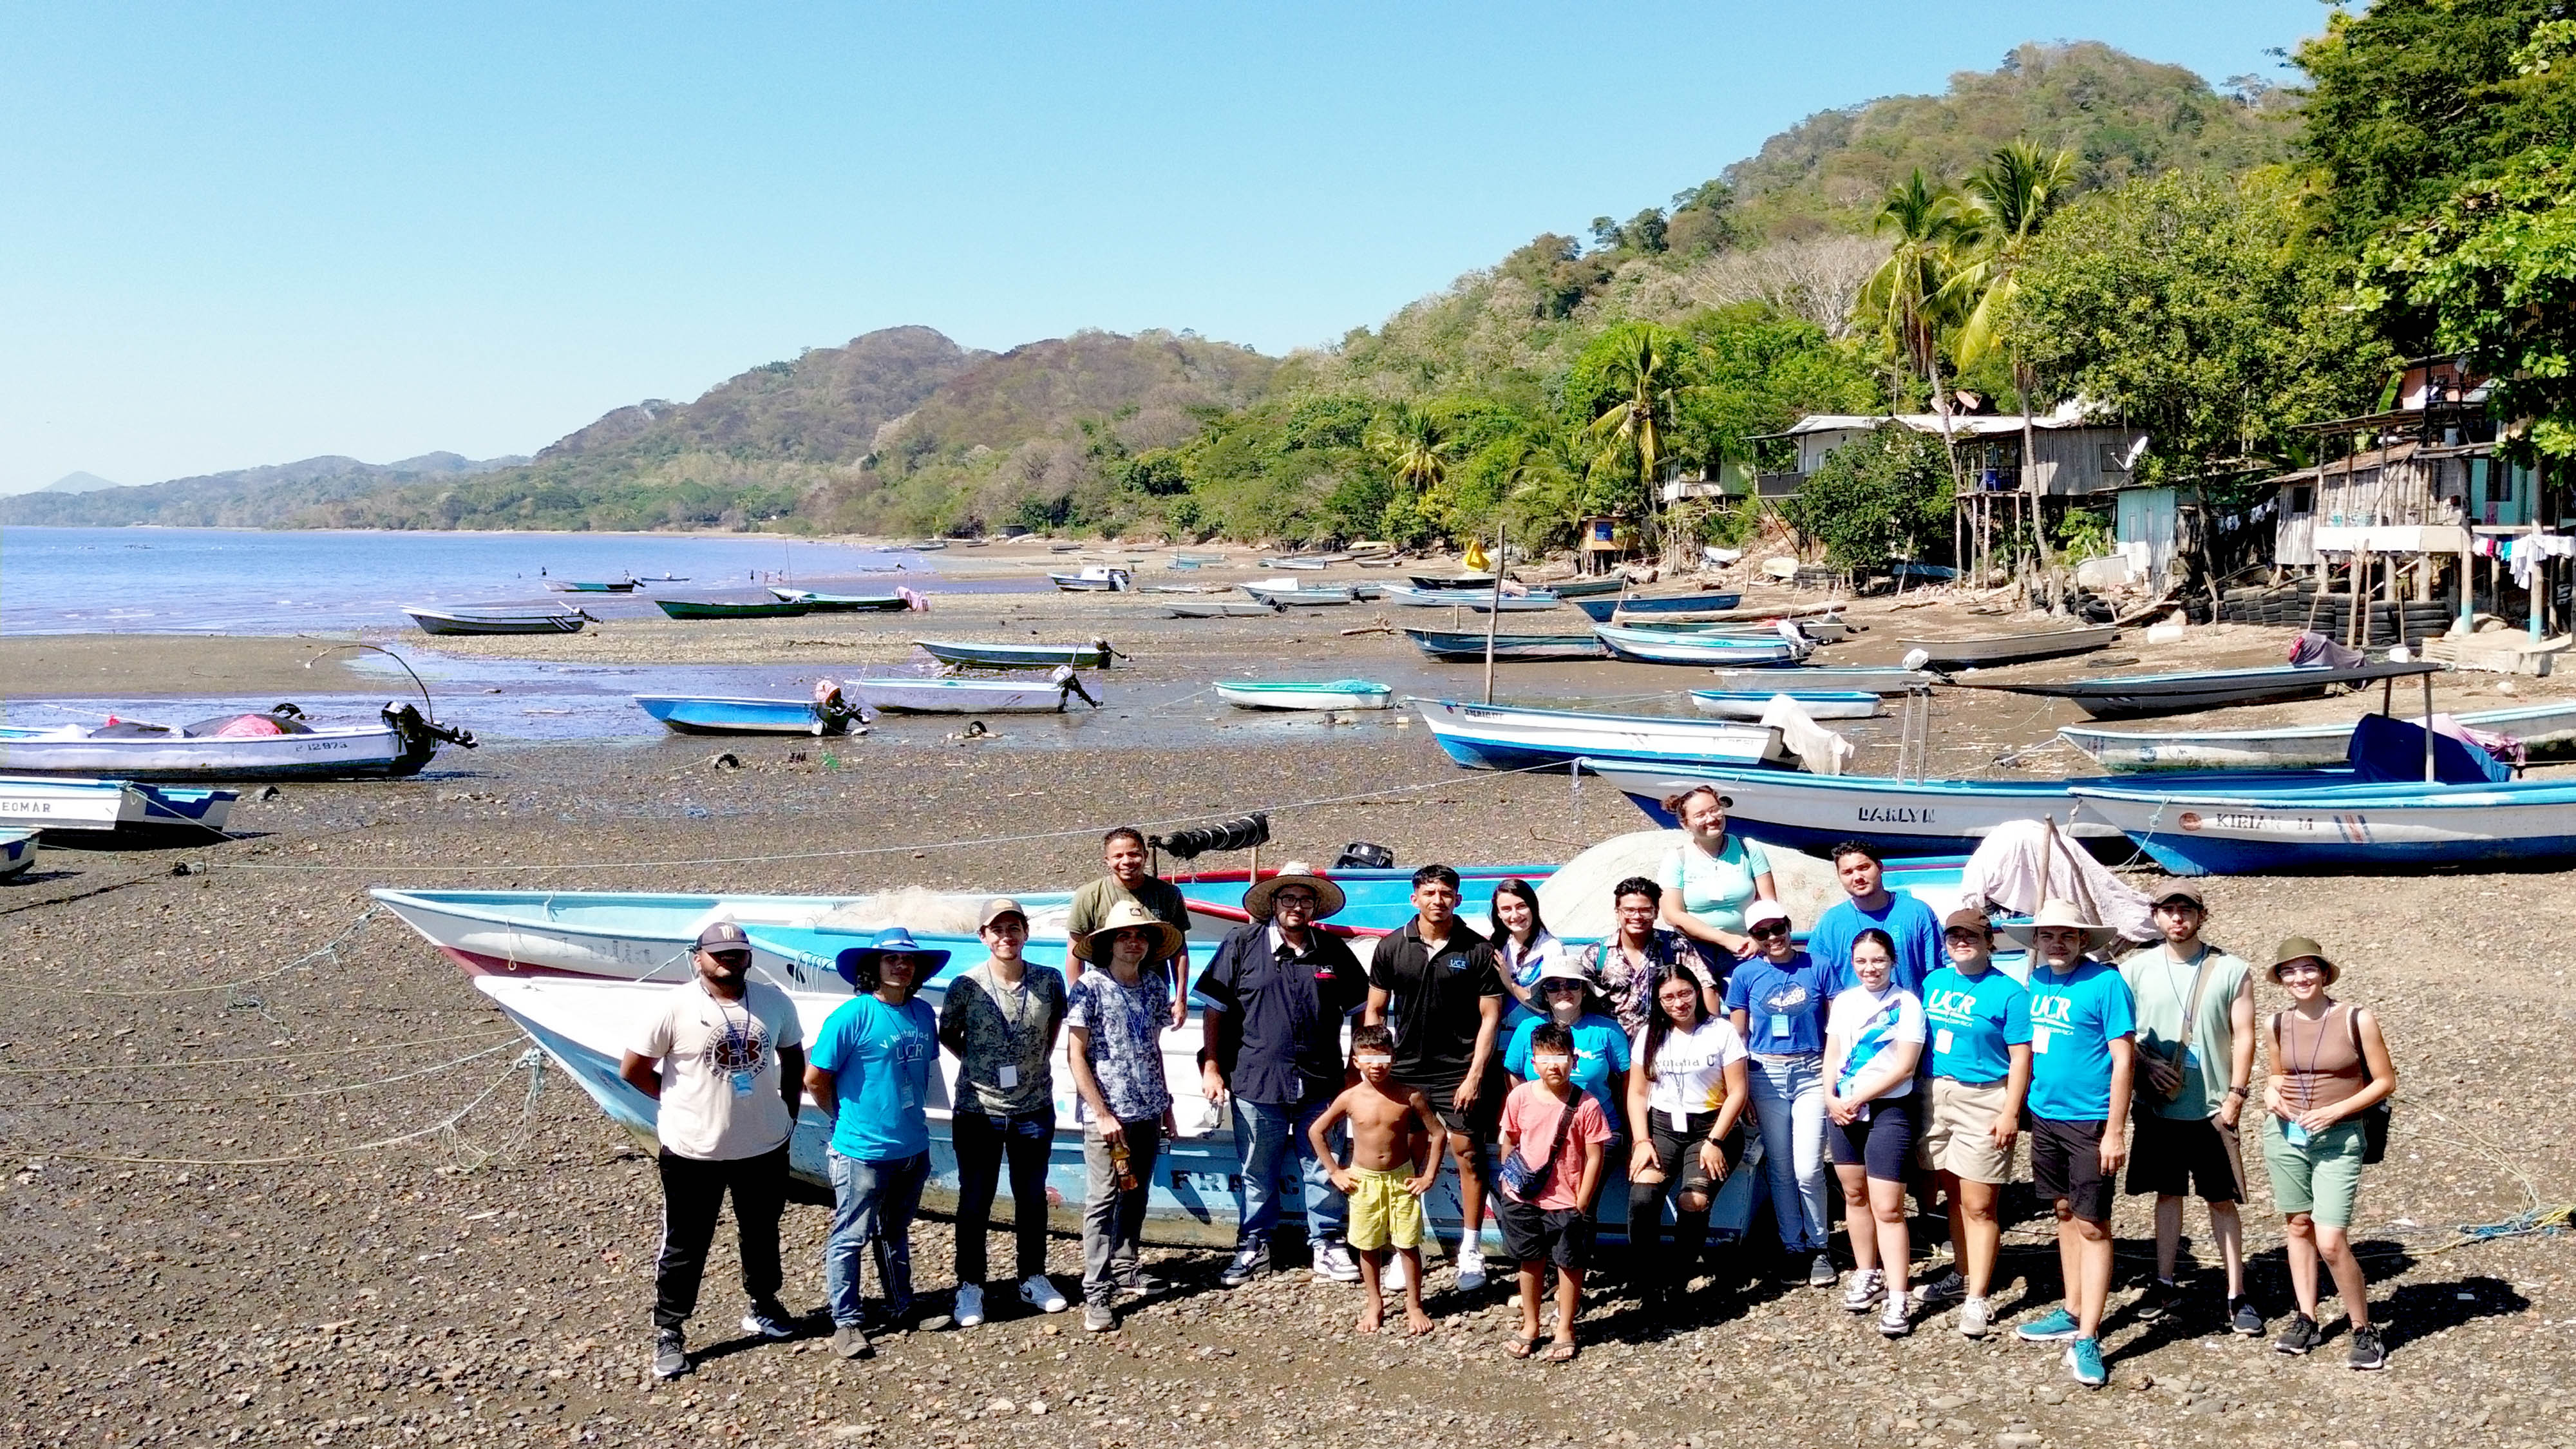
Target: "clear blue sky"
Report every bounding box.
[0,1,2333,492]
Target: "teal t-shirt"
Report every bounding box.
[1504,1013,1631,1123]
[1657,834,1773,934]
[1921,964,2032,1084]
[811,993,939,1160]
[2023,960,2136,1122]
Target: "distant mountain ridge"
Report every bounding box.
[0,451,526,528]
[41,471,120,494]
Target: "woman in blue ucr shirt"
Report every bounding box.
[1722,899,1836,1289]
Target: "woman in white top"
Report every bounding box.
[1624,971,1749,1323]
[1490,876,1569,1029]
[1657,786,1778,958]
[1822,928,1926,1338]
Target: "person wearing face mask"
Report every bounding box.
[1722,900,1836,1288]
[1502,961,1630,1129]
[1625,969,1749,1324]
[2261,938,2396,1370]
[1823,929,1928,1338]
[1655,786,1778,960]
[1577,876,1723,1038]
[1488,877,1567,1029]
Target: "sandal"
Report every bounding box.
[1543,1337,1579,1363]
[1504,1334,1540,1360]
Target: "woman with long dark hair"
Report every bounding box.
[1490,876,1567,1028]
[1624,971,1748,1323]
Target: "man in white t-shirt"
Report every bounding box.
[618,920,808,1381]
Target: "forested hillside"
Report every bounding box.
[0,452,523,528]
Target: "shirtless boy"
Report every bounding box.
[1309,1024,1443,1334]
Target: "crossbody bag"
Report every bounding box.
[1497,1095,1580,1204]
[2140,949,2215,1106]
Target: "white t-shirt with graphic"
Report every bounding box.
[634,979,805,1161]
[1635,1016,1748,1127]
[1826,984,1926,1103]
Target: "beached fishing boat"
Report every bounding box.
[544,578,638,593]
[1048,565,1132,592]
[0,829,33,880]
[0,775,238,837]
[1413,699,1793,773]
[632,688,866,737]
[1574,592,1742,622]
[1168,601,1283,619]
[1408,573,1497,591]
[1897,625,2116,668]
[1215,679,1394,711]
[0,703,472,782]
[1689,690,1883,721]
[1591,759,2137,857]
[1709,666,1938,695]
[766,588,909,612]
[846,668,1099,713]
[1593,623,1806,667]
[1239,580,1354,608]
[1548,576,1627,599]
[917,638,1116,670]
[2059,697,2576,770]
[1957,660,2443,720]
[1404,629,1608,662]
[402,605,589,636]
[1379,585,1562,611]
[654,598,813,620]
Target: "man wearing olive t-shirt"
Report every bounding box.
[1365,864,1505,1292]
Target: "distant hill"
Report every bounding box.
[42,471,120,494]
[0,451,524,528]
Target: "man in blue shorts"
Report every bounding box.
[2011,900,2135,1390]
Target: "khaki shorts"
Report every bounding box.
[1917,1077,2015,1184]
[1344,1165,1425,1252]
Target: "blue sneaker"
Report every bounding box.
[2015,1306,2081,1342]
[2065,1336,2108,1387]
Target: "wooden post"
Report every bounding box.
[1481,519,1506,705]
[2421,668,2436,783]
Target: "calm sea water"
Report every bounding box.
[0,526,934,636]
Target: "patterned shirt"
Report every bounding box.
[1577,929,1723,1037]
[938,963,1066,1117]
[1065,969,1173,1124]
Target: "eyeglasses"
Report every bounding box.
[1272,891,1318,907]
[1748,923,1789,938]
[1540,981,1587,996]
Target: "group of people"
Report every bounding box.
[618,804,2400,1387]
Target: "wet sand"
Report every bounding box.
[0,632,370,697]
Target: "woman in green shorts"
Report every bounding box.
[2260,936,2396,1370]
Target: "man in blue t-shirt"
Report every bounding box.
[1808,842,1946,996]
[2009,902,2136,1391]
[1909,909,2032,1339]
[806,929,948,1359]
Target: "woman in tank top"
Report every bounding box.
[2260,936,2396,1370]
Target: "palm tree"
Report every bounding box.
[1855,169,1980,486]
[1368,402,1454,492]
[1947,141,2078,572]
[1580,324,1697,543]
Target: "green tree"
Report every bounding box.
[1367,401,1455,491]
[1855,168,1980,480]
[1946,140,2079,562]
[1780,424,1955,569]
[1566,323,1699,533]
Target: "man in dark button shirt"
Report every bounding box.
[1365,864,1505,1293]
[1196,862,1370,1289]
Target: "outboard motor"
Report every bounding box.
[383,700,477,775]
[1048,665,1102,708]
[813,679,861,735]
[1151,812,1271,862]
[1332,842,1395,870]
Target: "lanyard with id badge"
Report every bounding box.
[717,999,764,1097]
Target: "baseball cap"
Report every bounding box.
[695,920,751,953]
[979,897,1029,929]
[1942,907,1994,934]
[1744,900,1792,931]
[2150,882,2206,908]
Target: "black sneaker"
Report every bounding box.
[741,1301,798,1340]
[2347,1324,2387,1371]
[651,1329,690,1380]
[1219,1242,1268,1289]
[2275,1312,2322,1356]
[2136,1278,2179,1321]
[1117,1268,1168,1296]
[2228,1296,2265,1336]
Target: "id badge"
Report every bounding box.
[1668,1107,1689,1133]
[2031,1026,2052,1055]
[2181,1046,2201,1073]
[2284,1120,2310,1147]
[1768,1012,1792,1040]
[1933,1028,1955,1056]
[998,1064,1019,1090]
[730,1070,757,1097]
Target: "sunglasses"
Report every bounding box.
[1748,923,1789,938]
[1541,981,1588,995]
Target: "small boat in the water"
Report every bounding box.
[0,703,473,782]
[1710,665,1938,695]
[544,578,639,593]
[1593,623,1806,667]
[1240,580,1354,608]
[634,682,866,737]
[1048,565,1133,592]
[1404,629,1609,662]
[403,605,590,636]
[1688,690,1883,721]
[1168,601,1283,619]
[918,638,1116,670]
[1898,625,2116,668]
[1958,659,2441,720]
[1215,679,1393,711]
[0,828,33,880]
[1414,699,1792,772]
[1575,592,1741,622]
[847,668,1100,714]
[654,598,813,620]
[767,588,910,612]
[0,775,238,838]
[1379,585,1561,611]
[2060,697,2576,770]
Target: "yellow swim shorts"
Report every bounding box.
[1343,1164,1425,1251]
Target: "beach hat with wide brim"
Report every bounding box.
[1996,898,2112,956]
[2268,935,2341,985]
[1242,862,1347,922]
[836,927,953,988]
[1073,898,1189,963]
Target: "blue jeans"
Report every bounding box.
[1233,1096,1346,1249]
[826,1149,928,1328]
[1747,1054,1831,1254]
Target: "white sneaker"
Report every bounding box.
[1018,1275,1068,1314]
[1877,1296,1912,1337]
[1454,1248,1488,1293]
[1841,1268,1884,1312]
[1311,1241,1361,1283]
[953,1283,985,1329]
[1957,1296,1992,1339]
[1381,1253,1407,1293]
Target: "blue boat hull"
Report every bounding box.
[634,696,851,735]
[2069,777,2576,875]
[1576,594,1742,621]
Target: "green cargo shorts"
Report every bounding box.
[2260,1116,2366,1228]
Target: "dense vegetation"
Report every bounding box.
[0,452,521,529]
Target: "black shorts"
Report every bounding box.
[1413,1075,1502,1142]
[1497,1195,1593,1270]
[2030,1116,2116,1222]
[1825,1094,1918,1182]
[2125,1112,2246,1203]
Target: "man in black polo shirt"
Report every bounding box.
[1197,863,1371,1288]
[1365,863,1505,1292]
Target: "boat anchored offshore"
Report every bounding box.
[0,703,472,782]
[1215,679,1394,711]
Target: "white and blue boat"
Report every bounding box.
[0,775,238,838]
[1710,666,1938,695]
[633,692,866,736]
[1574,592,1741,622]
[1215,679,1393,711]
[0,703,472,781]
[2060,698,2576,771]
[1593,623,1806,667]
[1688,690,1883,721]
[0,828,35,880]
[1412,699,1793,773]
[1378,585,1562,611]
[1590,759,2139,857]
[1239,580,1355,608]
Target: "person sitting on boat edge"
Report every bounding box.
[1489,876,1567,1029]
[618,920,806,1382]
[1654,786,1778,961]
[1577,876,1723,1038]
[1196,862,1370,1289]
[1067,826,1193,1028]
[1066,898,1181,1333]
[1808,841,1945,997]
[1723,900,1837,1289]
[805,927,949,1359]
[937,898,1070,1330]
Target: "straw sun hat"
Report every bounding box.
[1073,898,1188,963]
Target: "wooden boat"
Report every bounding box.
[1575,592,1742,622]
[917,638,1116,670]
[1215,679,1393,711]
[0,704,472,782]
[544,578,638,593]
[1379,585,1560,611]
[846,668,1099,713]
[1048,565,1132,592]
[0,828,33,880]
[1547,576,1628,599]
[654,598,812,620]
[1240,580,1354,608]
[403,605,589,636]
[1261,554,1345,570]
[1897,625,2116,668]
[1168,601,1283,619]
[1624,616,1853,643]
[1413,699,1793,773]
[1590,759,2138,857]
[1405,629,1609,662]
[1956,660,2441,720]
[633,690,866,736]
[2060,697,2576,771]
[0,775,237,837]
[767,588,909,612]
[1170,552,1225,568]
[1710,666,1938,695]
[1593,623,1806,667]
[1688,690,1884,721]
